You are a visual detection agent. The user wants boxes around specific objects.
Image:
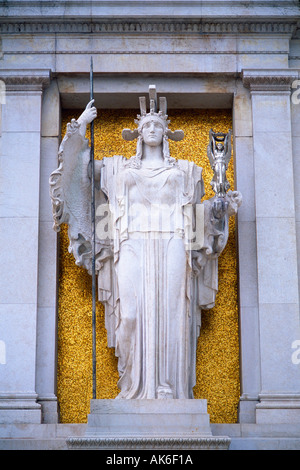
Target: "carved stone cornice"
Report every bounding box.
[0,19,298,36]
[242,69,299,93]
[0,69,51,92]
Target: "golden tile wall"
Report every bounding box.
[57,109,240,423]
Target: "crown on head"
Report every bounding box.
[122,85,184,142]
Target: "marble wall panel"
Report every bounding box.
[237,54,288,71]
[292,135,300,221]
[41,80,61,138]
[252,93,292,134]
[0,217,39,305]
[239,306,261,395]
[258,303,300,393]
[237,221,259,308]
[234,136,255,222]
[256,217,299,306]
[0,303,38,392]
[55,51,237,75]
[237,36,290,54]
[0,53,56,72]
[2,35,56,53]
[39,137,59,223]
[233,85,253,138]
[291,100,300,138]
[37,221,57,309]
[289,39,300,69]
[36,306,57,396]
[1,93,41,133]
[0,132,41,218]
[253,132,295,219]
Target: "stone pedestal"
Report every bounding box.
[67,399,231,450]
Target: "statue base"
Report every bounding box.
[67,399,231,450]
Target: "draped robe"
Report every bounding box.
[99,156,205,399]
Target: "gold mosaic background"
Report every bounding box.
[57,108,240,423]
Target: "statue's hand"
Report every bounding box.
[226,190,243,216]
[78,99,97,126]
[212,197,228,219]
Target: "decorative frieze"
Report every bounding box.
[0,20,297,35]
[67,436,231,450]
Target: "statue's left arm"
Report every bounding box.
[193,180,242,310]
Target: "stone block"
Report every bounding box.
[41,80,61,137]
[291,86,300,133]
[0,132,41,218]
[36,307,57,384]
[234,136,255,221]
[1,93,41,133]
[0,218,39,304]
[237,222,258,307]
[0,305,38,392]
[239,307,260,394]
[40,137,60,222]
[256,219,299,305]
[233,85,252,137]
[292,136,300,220]
[37,225,57,308]
[252,93,292,134]
[0,53,55,72]
[256,394,300,424]
[258,304,300,393]
[0,407,41,425]
[253,132,295,218]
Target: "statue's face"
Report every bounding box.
[142,119,164,147]
[216,143,224,151]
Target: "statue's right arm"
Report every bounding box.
[77,99,97,138]
[77,100,102,184]
[49,100,97,232]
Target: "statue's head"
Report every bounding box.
[122,85,184,167]
[216,142,224,151]
[122,85,184,142]
[140,117,165,147]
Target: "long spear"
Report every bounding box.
[90,56,97,400]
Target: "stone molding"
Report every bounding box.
[0,69,51,91]
[242,69,299,92]
[1,0,299,23]
[0,20,297,36]
[258,393,300,406]
[0,392,41,417]
[3,50,290,56]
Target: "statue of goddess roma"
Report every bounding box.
[49,86,242,400]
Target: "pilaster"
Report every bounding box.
[36,79,61,423]
[0,69,51,424]
[242,68,300,424]
[233,80,260,423]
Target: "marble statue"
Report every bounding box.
[49,86,242,400]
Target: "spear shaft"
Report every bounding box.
[90,57,97,400]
